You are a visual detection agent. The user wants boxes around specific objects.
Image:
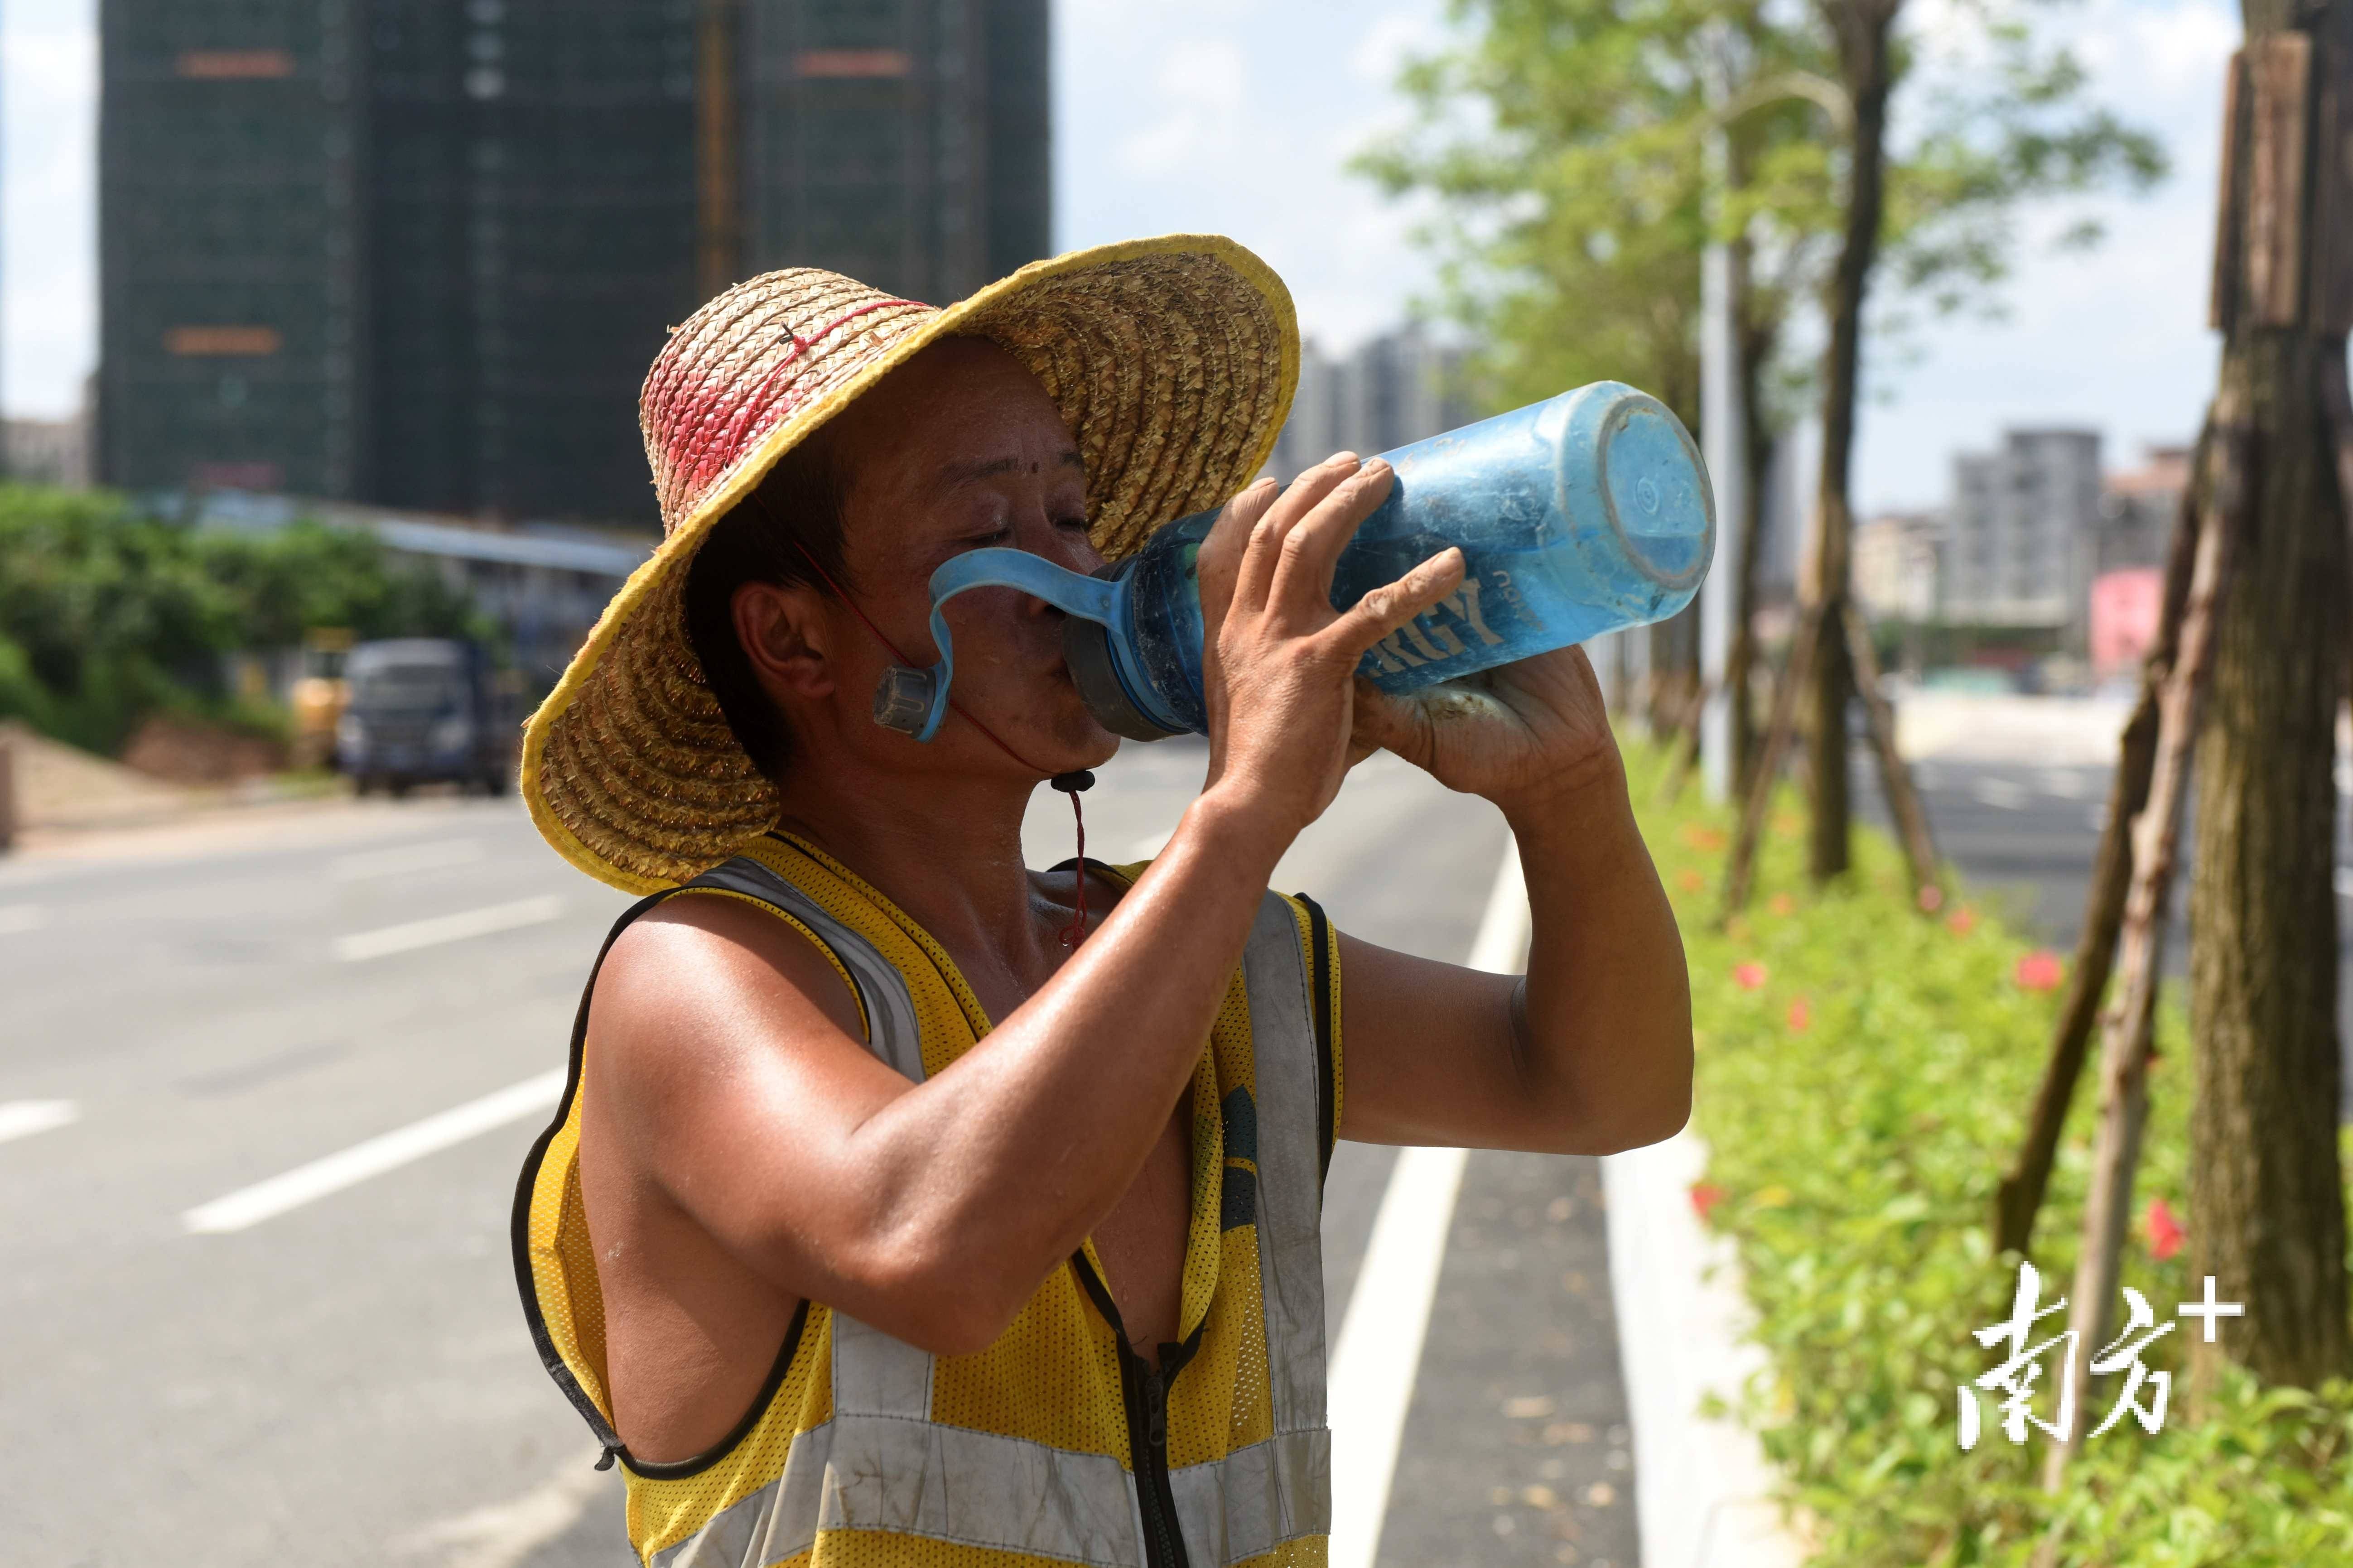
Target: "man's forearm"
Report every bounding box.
[1504,759,1693,1150]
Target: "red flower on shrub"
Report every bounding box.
[1675,868,1706,894]
[2144,1197,2185,1262]
[1768,893,1797,917]
[1946,906,1979,936]
[1689,1182,1728,1222]
[2015,950,2065,992]
[1682,823,1728,852]
[1733,962,1768,991]
[1787,996,1811,1032]
[1917,884,1945,913]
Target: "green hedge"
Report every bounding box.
[0,484,484,755]
[1622,743,2353,1565]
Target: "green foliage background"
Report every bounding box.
[1625,741,2353,1564]
[0,484,483,755]
[1356,0,2165,432]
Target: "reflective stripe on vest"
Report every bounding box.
[516,838,1337,1568]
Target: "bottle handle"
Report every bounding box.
[874,548,1124,741]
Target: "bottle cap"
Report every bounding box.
[1566,384,1714,597]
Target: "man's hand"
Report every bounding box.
[1193,453,1466,846]
[1350,643,1624,814]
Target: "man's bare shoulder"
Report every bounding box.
[586,892,871,1106]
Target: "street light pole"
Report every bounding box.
[1699,36,1748,805]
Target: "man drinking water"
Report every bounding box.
[513,235,1691,1568]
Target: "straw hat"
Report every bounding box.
[520,235,1300,893]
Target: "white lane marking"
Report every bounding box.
[333,894,564,962]
[2038,768,2090,799]
[0,904,48,936]
[1972,777,2030,810]
[0,1099,79,1146]
[329,837,484,882]
[183,1068,566,1234]
[2336,867,2353,899]
[401,1446,613,1568]
[1327,840,1529,1568]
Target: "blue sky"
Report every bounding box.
[8,0,2237,511]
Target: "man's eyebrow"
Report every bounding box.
[931,449,1085,492]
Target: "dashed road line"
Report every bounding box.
[2037,768,2090,799]
[0,1099,79,1147]
[183,1068,566,1233]
[1971,777,2030,810]
[333,894,564,962]
[329,837,484,882]
[1327,841,1530,1568]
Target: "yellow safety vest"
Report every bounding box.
[514,831,1343,1568]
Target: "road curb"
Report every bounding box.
[1601,1128,1811,1568]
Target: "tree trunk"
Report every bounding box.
[2188,16,2350,1398]
[2189,346,2349,1395]
[1805,0,1898,883]
[1729,246,1774,798]
[1722,601,1825,917]
[1842,600,1942,897]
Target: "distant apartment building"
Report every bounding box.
[2088,445,2189,677]
[5,414,93,491]
[100,0,1051,526]
[1852,510,1943,623]
[2097,444,2189,575]
[1941,428,2102,630]
[1268,325,1476,482]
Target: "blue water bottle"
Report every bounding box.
[872,381,1713,742]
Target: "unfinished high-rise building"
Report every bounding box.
[99,0,1052,526]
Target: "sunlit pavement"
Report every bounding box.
[0,740,1640,1568]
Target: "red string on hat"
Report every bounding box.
[775,531,1096,947]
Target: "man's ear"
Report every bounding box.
[733,580,836,701]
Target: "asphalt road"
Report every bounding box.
[1849,749,2353,1100]
[0,739,1639,1568]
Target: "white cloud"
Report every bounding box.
[1115,37,1249,177]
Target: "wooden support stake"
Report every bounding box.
[1841,599,1941,900]
[0,729,16,856]
[1993,422,2208,1260]
[2042,421,2245,1490]
[1655,676,1710,806]
[1720,604,1823,919]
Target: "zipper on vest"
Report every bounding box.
[1068,1251,1200,1568]
[1124,1341,1191,1568]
